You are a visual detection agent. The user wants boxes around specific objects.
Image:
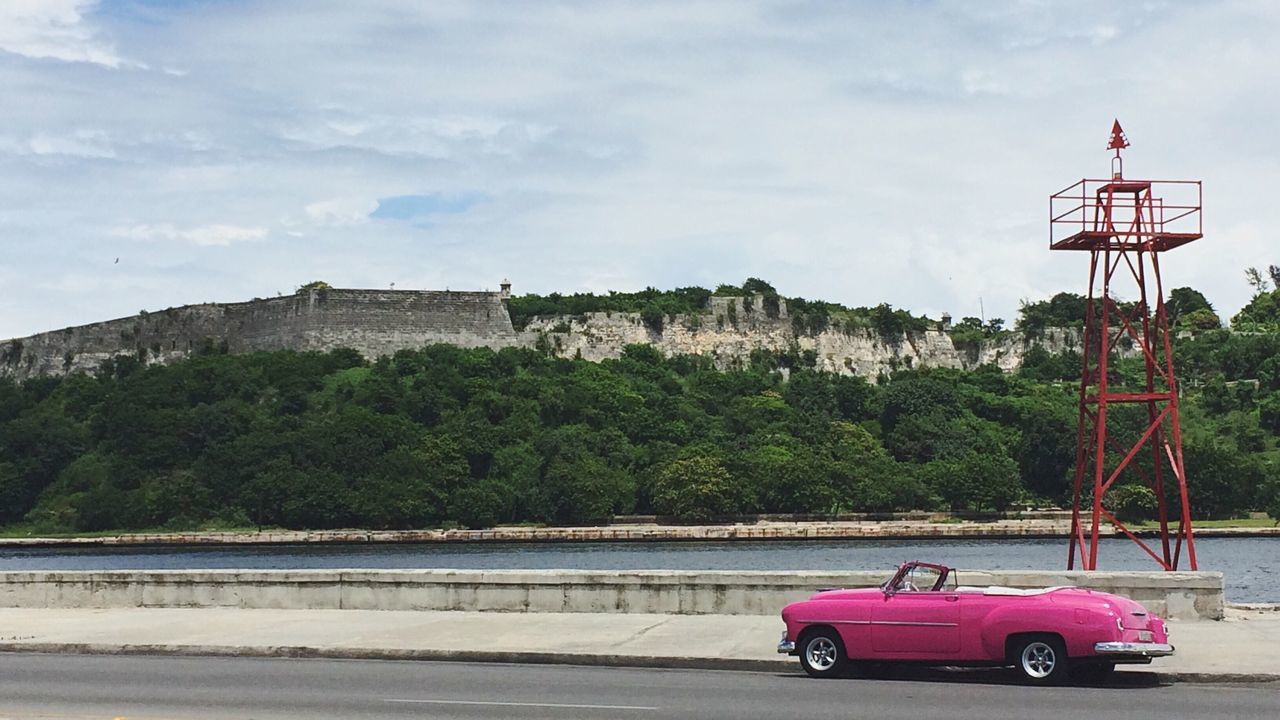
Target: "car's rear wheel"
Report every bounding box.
[1069,661,1116,685]
[798,628,846,679]
[1012,635,1069,685]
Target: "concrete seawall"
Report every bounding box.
[0,569,1224,621]
[4,521,1276,548]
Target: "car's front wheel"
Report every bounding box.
[799,628,846,679]
[1012,635,1069,685]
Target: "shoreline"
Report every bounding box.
[2,519,1277,549]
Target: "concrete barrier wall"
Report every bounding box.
[0,569,1224,620]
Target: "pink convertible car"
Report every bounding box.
[778,561,1173,684]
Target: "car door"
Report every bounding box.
[870,567,961,656]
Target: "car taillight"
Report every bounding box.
[1116,617,1124,633]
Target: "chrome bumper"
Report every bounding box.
[778,631,795,654]
[1094,642,1175,657]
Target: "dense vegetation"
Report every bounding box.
[2,277,1279,533]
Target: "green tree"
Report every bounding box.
[0,462,23,524]
[1263,472,1280,525]
[1166,287,1214,327]
[486,442,549,523]
[871,303,905,340]
[652,454,739,521]
[733,441,832,514]
[741,278,777,296]
[1245,267,1270,295]
[137,469,213,529]
[278,467,351,528]
[1013,401,1076,502]
[25,452,129,532]
[923,452,1022,512]
[1181,439,1257,520]
[826,422,928,512]
[1259,391,1280,435]
[449,481,505,529]
[1178,308,1221,331]
[0,404,89,521]
[537,425,635,524]
[1233,288,1280,329]
[1201,375,1232,414]
[725,391,794,437]
[1106,483,1158,523]
[880,373,963,434]
[1017,293,1087,334]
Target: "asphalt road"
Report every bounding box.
[0,654,1276,720]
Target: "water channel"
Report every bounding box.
[3,536,1277,603]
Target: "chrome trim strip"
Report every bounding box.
[795,619,959,628]
[1094,642,1175,657]
[870,621,959,627]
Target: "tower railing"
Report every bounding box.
[1050,178,1201,250]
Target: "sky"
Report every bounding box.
[1,0,1277,340]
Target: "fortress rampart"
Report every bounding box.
[0,288,519,380]
[0,286,1095,381]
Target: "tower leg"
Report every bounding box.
[1135,250,1173,569]
[1150,251,1197,571]
[1088,247,1113,571]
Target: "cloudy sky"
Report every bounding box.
[1,0,1276,339]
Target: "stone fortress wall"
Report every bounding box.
[0,288,520,380]
[0,284,1097,381]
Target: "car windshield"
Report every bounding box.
[885,563,949,592]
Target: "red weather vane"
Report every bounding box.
[1107,120,1129,178]
[1107,119,1130,153]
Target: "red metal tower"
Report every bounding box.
[1049,121,1201,571]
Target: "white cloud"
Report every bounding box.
[0,130,116,158]
[27,129,116,158]
[277,112,555,160]
[111,224,268,247]
[304,197,379,226]
[0,0,122,67]
[1,0,1278,340]
[960,69,1009,96]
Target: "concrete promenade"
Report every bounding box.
[0,606,1276,684]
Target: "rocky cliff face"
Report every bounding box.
[522,295,1087,378]
[1,288,1089,382]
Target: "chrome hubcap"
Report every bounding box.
[805,637,838,671]
[1021,642,1057,678]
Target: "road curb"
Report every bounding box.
[0,643,793,673]
[1,643,1278,685]
[1154,671,1280,685]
